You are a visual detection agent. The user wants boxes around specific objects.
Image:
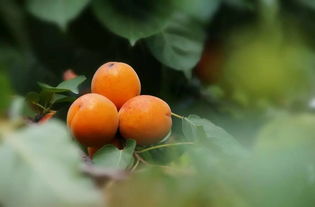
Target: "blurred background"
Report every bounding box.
[1,0,315,206]
[2,0,315,138]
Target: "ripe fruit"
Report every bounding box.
[119,95,172,145]
[91,62,141,109]
[67,93,118,147]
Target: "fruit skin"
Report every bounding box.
[67,93,119,147]
[119,95,172,145]
[91,62,141,109]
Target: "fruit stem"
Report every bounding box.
[130,159,140,172]
[136,142,194,154]
[134,153,150,165]
[171,112,185,119]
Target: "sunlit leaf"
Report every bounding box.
[0,120,103,207]
[38,75,86,94]
[93,139,136,170]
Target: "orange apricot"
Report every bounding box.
[119,95,172,145]
[67,93,118,147]
[91,62,141,109]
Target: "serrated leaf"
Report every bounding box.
[92,0,176,44]
[146,13,206,78]
[38,75,86,94]
[0,121,103,207]
[182,115,247,158]
[26,0,90,30]
[93,139,136,170]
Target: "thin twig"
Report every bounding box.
[134,153,194,175]
[136,142,194,154]
[171,112,185,119]
[130,159,140,172]
[134,153,150,165]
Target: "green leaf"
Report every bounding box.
[26,0,90,30]
[299,0,315,10]
[92,0,176,44]
[182,115,247,158]
[39,90,54,107]
[52,94,76,104]
[146,13,206,78]
[179,0,221,22]
[223,0,254,9]
[93,139,136,170]
[0,121,103,207]
[38,75,86,94]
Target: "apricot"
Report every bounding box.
[91,62,141,109]
[119,95,172,145]
[67,93,118,147]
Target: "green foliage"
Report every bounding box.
[93,139,136,170]
[182,115,247,158]
[26,0,91,30]
[299,0,315,10]
[146,14,206,78]
[92,0,176,45]
[178,0,221,22]
[223,0,254,9]
[25,76,86,116]
[38,75,86,94]
[2,1,315,206]
[0,121,103,207]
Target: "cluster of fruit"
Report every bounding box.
[67,62,172,157]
